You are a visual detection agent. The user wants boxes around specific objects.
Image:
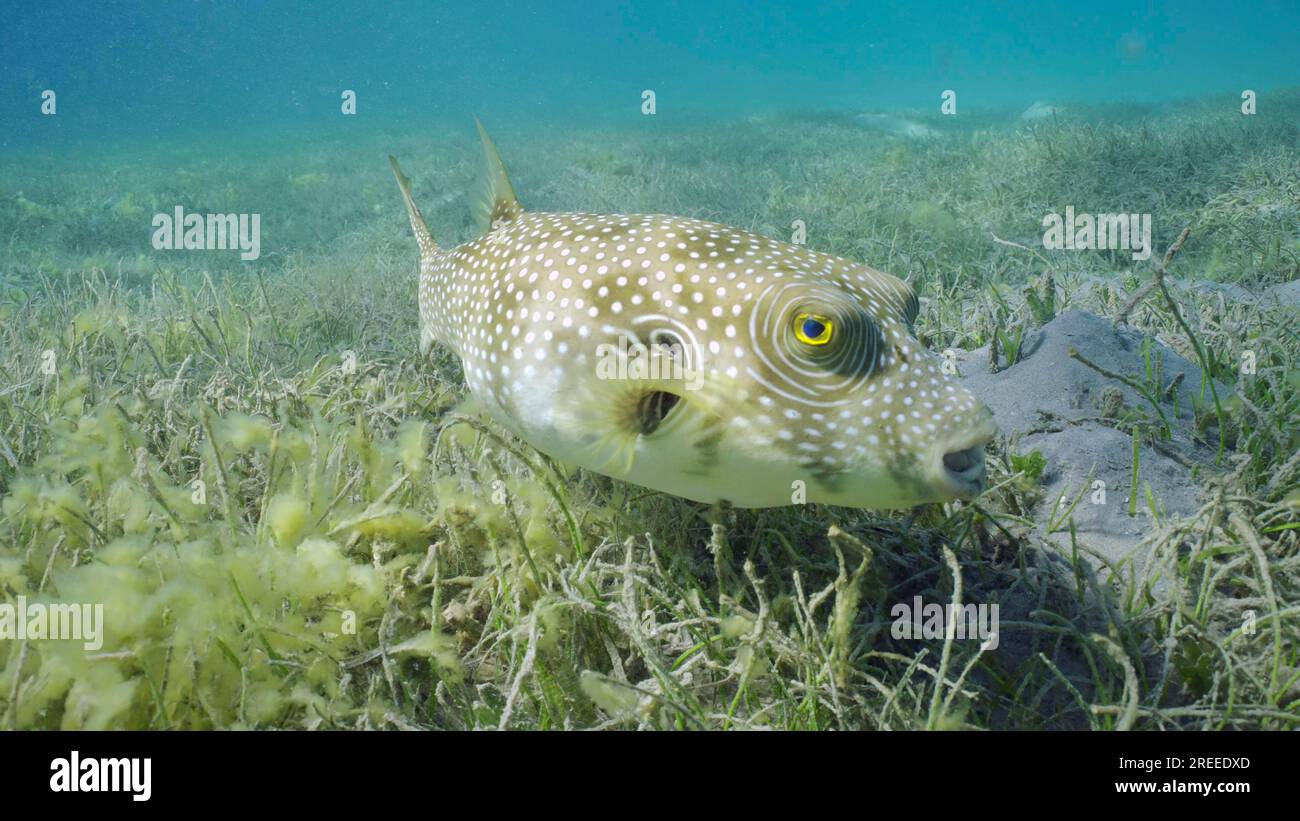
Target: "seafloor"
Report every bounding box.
[0,90,1297,729]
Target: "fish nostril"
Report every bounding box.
[942,446,981,476]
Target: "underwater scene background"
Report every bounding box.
[0,1,1297,730]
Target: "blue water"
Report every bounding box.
[3,0,1297,148]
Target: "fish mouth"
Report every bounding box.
[931,412,998,499]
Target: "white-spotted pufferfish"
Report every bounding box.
[390,121,996,508]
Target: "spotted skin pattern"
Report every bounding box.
[391,125,996,509]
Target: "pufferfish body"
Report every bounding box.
[390,120,996,508]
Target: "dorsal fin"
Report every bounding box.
[388,155,438,259]
[473,117,524,234]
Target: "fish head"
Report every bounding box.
[684,260,997,508]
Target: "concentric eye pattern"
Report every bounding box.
[748,282,883,407]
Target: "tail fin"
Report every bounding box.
[473,116,524,233]
[388,155,438,259]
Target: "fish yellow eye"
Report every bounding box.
[794,313,834,346]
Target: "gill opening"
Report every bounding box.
[636,391,681,436]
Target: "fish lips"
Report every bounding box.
[931,411,999,500]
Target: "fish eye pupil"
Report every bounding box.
[793,314,834,346]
